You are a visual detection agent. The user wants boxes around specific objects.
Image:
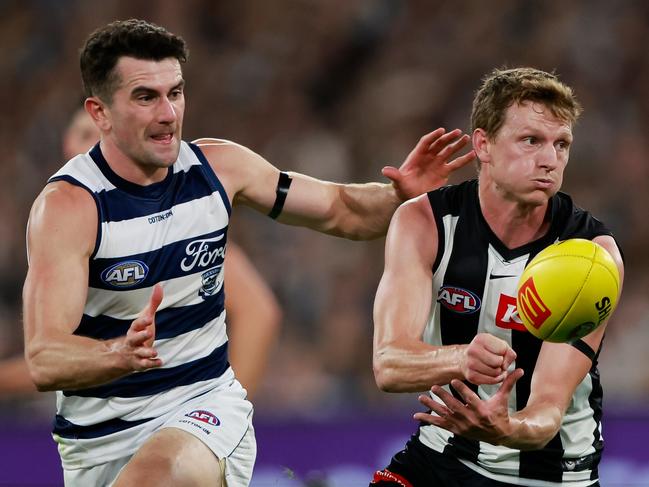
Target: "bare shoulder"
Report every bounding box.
[192,138,258,164]
[191,138,277,207]
[592,235,623,265]
[386,194,437,263]
[28,181,97,257]
[392,194,435,228]
[31,181,95,220]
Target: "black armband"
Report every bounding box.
[568,338,597,362]
[268,171,293,219]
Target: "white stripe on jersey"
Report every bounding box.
[85,268,223,319]
[56,369,236,426]
[154,311,228,368]
[459,459,598,487]
[50,153,117,192]
[174,142,202,173]
[57,312,229,425]
[561,373,599,458]
[95,192,229,258]
[423,214,459,346]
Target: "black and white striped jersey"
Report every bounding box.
[418,179,612,486]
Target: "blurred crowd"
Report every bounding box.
[1,0,648,419]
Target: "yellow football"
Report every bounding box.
[516,239,620,342]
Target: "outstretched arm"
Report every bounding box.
[0,356,37,395]
[197,129,475,241]
[415,235,624,449]
[372,195,515,392]
[224,243,282,399]
[23,182,163,391]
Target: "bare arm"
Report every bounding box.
[224,243,282,399]
[415,235,624,450]
[23,182,163,391]
[373,196,516,392]
[197,129,475,240]
[505,235,625,447]
[0,356,37,395]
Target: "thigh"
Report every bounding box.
[64,457,130,487]
[113,427,223,487]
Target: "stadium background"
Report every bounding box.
[1,1,648,485]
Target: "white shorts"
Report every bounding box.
[62,380,256,487]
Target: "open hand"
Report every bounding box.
[382,128,475,201]
[114,284,164,372]
[414,368,524,444]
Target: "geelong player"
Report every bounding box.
[22,19,474,487]
[2,108,282,401]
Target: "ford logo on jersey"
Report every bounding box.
[101,260,149,288]
[437,285,481,314]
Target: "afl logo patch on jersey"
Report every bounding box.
[101,260,149,287]
[437,285,481,314]
[185,410,220,427]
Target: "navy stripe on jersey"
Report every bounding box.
[90,165,223,225]
[74,291,225,340]
[53,414,153,439]
[89,144,174,199]
[188,142,232,216]
[62,342,229,398]
[88,227,227,290]
[47,175,104,258]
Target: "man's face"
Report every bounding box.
[482,101,573,206]
[102,56,185,170]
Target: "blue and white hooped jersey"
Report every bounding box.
[48,141,234,467]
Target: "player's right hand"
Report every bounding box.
[114,284,164,372]
[461,333,516,385]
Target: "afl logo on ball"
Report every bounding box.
[101,260,149,287]
[185,410,220,426]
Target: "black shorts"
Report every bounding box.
[369,435,600,487]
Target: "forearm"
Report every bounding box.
[335,182,401,240]
[227,305,281,398]
[500,402,563,450]
[374,341,467,392]
[0,356,37,394]
[26,334,132,391]
[228,324,278,398]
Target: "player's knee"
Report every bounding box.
[113,452,177,486]
[115,452,224,487]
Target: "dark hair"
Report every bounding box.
[80,19,189,103]
[471,67,582,138]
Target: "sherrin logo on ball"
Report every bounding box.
[516,239,620,342]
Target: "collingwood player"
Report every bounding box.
[371,68,624,487]
[22,19,475,487]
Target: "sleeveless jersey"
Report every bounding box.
[419,179,613,486]
[48,141,234,467]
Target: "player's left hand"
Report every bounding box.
[382,128,476,201]
[413,368,524,445]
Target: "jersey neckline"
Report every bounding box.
[471,180,560,259]
[89,143,174,199]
